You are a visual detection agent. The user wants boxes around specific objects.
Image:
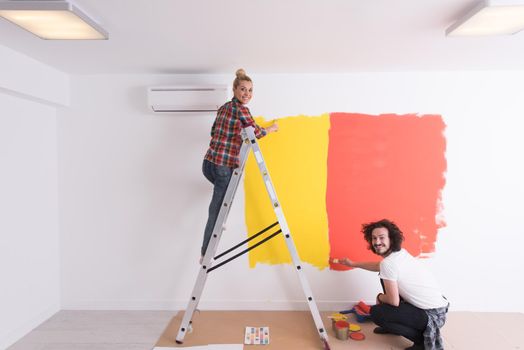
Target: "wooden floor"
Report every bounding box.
[7,310,176,350]
[6,310,524,350]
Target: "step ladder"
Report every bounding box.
[175,126,330,350]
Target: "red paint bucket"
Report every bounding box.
[334,320,349,340]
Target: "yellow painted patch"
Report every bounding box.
[244,114,330,269]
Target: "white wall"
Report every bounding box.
[0,44,69,106]
[0,45,67,349]
[58,72,524,313]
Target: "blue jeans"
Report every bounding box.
[201,159,233,256]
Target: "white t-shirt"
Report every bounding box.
[380,249,447,309]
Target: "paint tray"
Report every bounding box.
[339,301,371,323]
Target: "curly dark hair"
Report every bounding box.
[362,219,404,255]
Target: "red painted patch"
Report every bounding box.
[327,113,446,270]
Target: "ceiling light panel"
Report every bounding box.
[0,1,108,40]
[446,0,524,36]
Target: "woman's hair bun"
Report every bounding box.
[235,68,247,78]
[233,68,252,88]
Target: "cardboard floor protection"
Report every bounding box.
[156,311,413,349]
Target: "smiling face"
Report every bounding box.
[371,227,392,257]
[233,80,253,105]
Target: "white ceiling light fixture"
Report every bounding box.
[0,0,108,40]
[446,0,524,36]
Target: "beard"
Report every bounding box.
[373,245,391,257]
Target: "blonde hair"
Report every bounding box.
[233,68,252,89]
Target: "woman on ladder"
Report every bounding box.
[200,68,278,262]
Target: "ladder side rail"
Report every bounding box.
[243,126,330,346]
[175,138,251,343]
[274,204,327,337]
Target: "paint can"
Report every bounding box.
[334,320,349,340]
[330,313,347,332]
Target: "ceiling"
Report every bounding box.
[1,0,524,75]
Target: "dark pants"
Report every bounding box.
[370,279,428,345]
[201,159,233,256]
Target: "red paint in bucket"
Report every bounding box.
[335,320,349,329]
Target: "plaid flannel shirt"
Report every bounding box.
[204,97,266,168]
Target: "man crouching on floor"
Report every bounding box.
[331,219,449,350]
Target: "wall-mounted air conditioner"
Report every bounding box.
[147,85,229,113]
